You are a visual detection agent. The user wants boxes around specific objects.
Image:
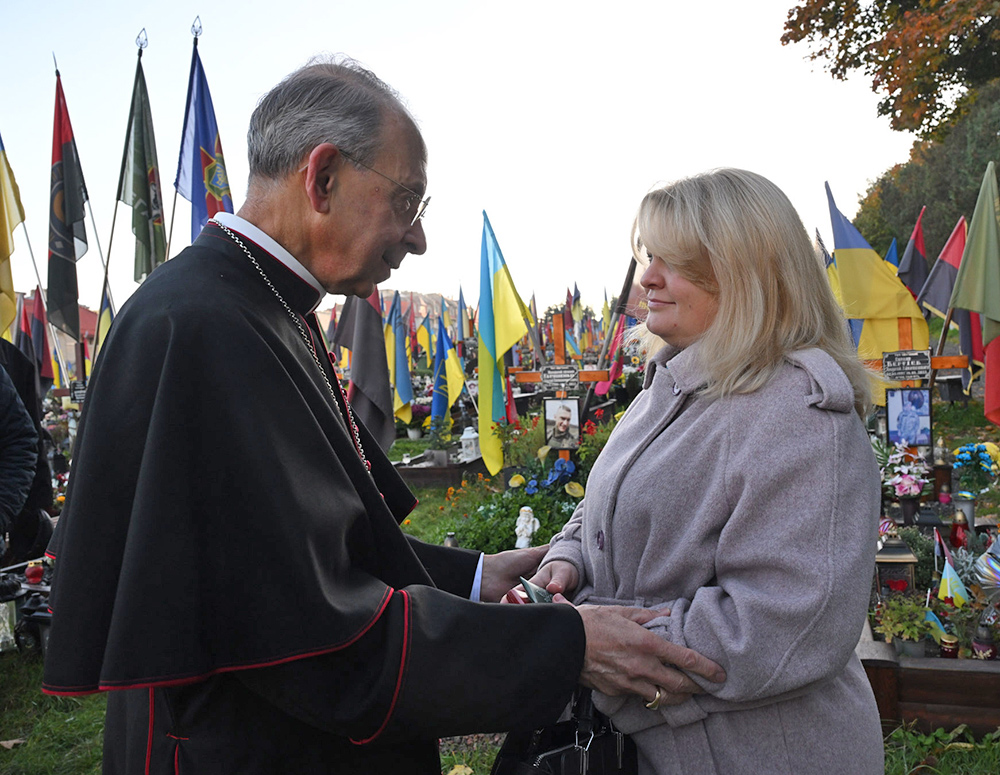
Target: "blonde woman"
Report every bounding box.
[532,169,883,774]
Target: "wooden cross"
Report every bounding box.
[509,316,609,461]
[862,319,968,388]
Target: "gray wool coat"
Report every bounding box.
[542,343,884,775]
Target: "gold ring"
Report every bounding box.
[644,688,662,711]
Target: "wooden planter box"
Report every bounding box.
[858,624,1000,737]
[395,454,488,489]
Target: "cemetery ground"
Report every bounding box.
[4,405,1000,774]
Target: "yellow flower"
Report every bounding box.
[509,474,526,488]
[537,445,551,462]
[57,495,66,503]
[986,442,1000,459]
[565,482,585,498]
[403,519,411,525]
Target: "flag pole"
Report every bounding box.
[582,256,637,420]
[17,224,69,381]
[165,21,201,262]
[103,35,147,318]
[597,256,637,370]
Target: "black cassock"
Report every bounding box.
[43,223,584,774]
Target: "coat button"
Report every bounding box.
[672,384,682,395]
[597,530,605,550]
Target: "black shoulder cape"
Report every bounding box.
[43,226,453,692]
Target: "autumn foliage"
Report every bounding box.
[782,0,1000,137]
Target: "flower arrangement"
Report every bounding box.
[436,411,615,554]
[878,441,932,499]
[409,400,432,429]
[952,442,1000,494]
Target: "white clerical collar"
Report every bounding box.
[213,212,326,312]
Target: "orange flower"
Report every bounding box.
[403,519,411,525]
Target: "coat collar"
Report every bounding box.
[197,223,324,316]
[643,340,707,394]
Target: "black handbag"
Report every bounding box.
[490,689,637,775]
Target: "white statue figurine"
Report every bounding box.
[514,506,540,549]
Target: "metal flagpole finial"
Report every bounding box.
[52,52,59,75]
[191,16,203,38]
[136,28,148,50]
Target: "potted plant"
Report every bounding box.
[873,594,931,656]
[876,440,932,524]
[951,442,999,523]
[407,402,432,440]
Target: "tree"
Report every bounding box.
[853,78,1000,261]
[782,1,1000,137]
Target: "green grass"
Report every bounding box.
[386,436,432,461]
[0,653,104,775]
[7,392,1000,774]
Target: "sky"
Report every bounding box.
[2,0,917,318]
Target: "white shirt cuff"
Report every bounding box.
[470,553,485,602]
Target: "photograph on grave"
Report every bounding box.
[545,398,581,450]
[887,387,931,446]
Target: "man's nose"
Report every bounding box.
[404,219,427,255]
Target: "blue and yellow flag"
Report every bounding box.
[384,291,413,424]
[938,560,969,607]
[924,609,948,644]
[431,316,464,426]
[826,184,928,400]
[883,237,898,269]
[478,211,529,474]
[457,286,470,339]
[416,313,433,370]
[0,131,25,337]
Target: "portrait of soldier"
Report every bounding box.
[546,400,580,449]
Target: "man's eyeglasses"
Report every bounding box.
[340,150,430,226]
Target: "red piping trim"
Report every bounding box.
[350,589,410,745]
[44,551,56,560]
[41,588,395,696]
[166,734,189,740]
[174,742,179,775]
[145,688,154,775]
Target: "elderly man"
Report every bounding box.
[42,59,723,775]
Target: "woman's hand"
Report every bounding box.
[528,560,579,596]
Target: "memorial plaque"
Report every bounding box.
[70,380,87,404]
[882,350,932,382]
[540,364,580,391]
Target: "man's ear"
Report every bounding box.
[303,143,340,213]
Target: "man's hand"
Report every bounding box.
[527,560,579,597]
[574,604,726,705]
[480,545,549,603]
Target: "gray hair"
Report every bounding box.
[246,56,423,181]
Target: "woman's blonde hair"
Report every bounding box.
[630,168,872,418]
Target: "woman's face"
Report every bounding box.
[640,254,719,348]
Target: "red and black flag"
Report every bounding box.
[31,287,55,393]
[47,70,89,342]
[898,206,929,300]
[917,217,983,393]
[332,289,395,451]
